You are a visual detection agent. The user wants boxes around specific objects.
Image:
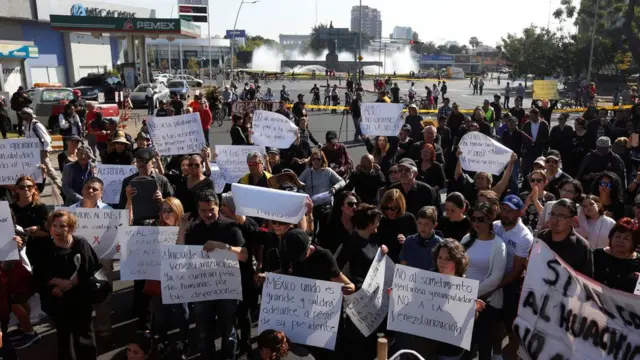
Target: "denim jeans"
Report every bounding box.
[194,300,237,360]
[152,296,189,346]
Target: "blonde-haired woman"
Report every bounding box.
[377,189,416,262]
[520,169,555,232]
[147,197,190,358]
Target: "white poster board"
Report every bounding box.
[360,103,404,136]
[160,244,243,304]
[0,201,19,261]
[387,265,479,351]
[232,183,307,224]
[119,226,179,281]
[251,110,298,148]
[208,163,226,194]
[514,240,640,360]
[147,113,207,155]
[458,132,512,175]
[634,277,640,295]
[96,165,138,204]
[258,273,343,350]
[0,139,43,185]
[344,250,395,337]
[62,208,128,259]
[214,145,265,184]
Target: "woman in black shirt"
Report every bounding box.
[416,142,446,191]
[102,136,134,165]
[230,114,248,145]
[316,191,360,254]
[364,135,398,178]
[593,218,640,293]
[174,154,215,215]
[57,135,81,170]
[376,189,417,263]
[436,192,472,242]
[21,210,101,360]
[10,175,49,237]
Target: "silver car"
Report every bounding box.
[174,75,204,87]
[130,83,170,108]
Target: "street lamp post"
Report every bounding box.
[358,0,362,83]
[586,0,601,82]
[230,0,259,83]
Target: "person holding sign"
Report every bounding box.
[238,151,272,188]
[453,150,516,207]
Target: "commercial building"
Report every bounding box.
[392,26,412,40]
[279,34,310,50]
[0,0,156,94]
[146,37,231,70]
[350,5,382,39]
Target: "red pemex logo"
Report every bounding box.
[123,19,134,30]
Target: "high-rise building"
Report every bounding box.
[392,26,412,40]
[350,5,382,39]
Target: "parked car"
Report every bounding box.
[8,87,74,132]
[167,80,189,100]
[73,73,124,103]
[174,75,204,87]
[155,74,173,85]
[129,83,170,108]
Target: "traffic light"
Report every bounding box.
[410,40,414,44]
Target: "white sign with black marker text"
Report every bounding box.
[0,201,19,261]
[96,165,138,204]
[119,226,179,281]
[251,110,298,148]
[0,139,43,185]
[232,183,307,224]
[214,145,265,184]
[147,113,207,155]
[360,103,404,137]
[62,208,128,259]
[458,132,512,175]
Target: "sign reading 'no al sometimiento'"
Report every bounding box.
[458,132,512,175]
[360,103,404,137]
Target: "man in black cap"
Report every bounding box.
[389,158,440,216]
[10,86,31,137]
[321,130,353,179]
[133,132,152,158]
[291,94,306,125]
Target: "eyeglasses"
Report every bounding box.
[599,181,612,188]
[382,206,398,212]
[545,158,558,164]
[17,185,34,190]
[188,163,202,168]
[530,177,545,184]
[344,201,358,208]
[549,212,573,219]
[247,161,261,167]
[161,208,174,214]
[470,216,487,223]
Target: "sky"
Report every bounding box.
[114,0,577,46]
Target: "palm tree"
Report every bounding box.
[469,36,481,49]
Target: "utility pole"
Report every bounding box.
[586,0,601,82]
[358,0,362,83]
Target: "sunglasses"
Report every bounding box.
[545,158,558,164]
[530,177,544,184]
[161,208,174,214]
[272,220,288,226]
[382,206,398,212]
[470,216,487,223]
[17,185,34,190]
[345,201,358,208]
[599,181,612,188]
[248,161,261,167]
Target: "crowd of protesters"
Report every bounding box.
[0,76,637,360]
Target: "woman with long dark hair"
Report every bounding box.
[460,203,506,360]
[591,171,624,220]
[316,190,360,254]
[436,192,472,242]
[230,114,248,145]
[174,153,214,215]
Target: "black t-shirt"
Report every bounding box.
[389,181,440,216]
[316,219,351,255]
[175,177,215,215]
[377,213,417,263]
[184,216,244,247]
[10,202,49,231]
[538,229,594,278]
[336,232,379,289]
[592,248,640,293]
[436,216,472,242]
[103,150,134,165]
[170,99,184,115]
[291,246,341,281]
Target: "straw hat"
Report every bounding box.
[268,170,305,190]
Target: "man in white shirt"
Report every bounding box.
[21,108,62,190]
[493,195,533,360]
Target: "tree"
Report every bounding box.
[448,45,463,54]
[469,36,482,49]
[412,32,420,42]
[624,0,640,70]
[187,57,199,77]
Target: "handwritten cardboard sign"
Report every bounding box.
[147,113,207,155]
[251,110,298,148]
[458,131,512,175]
[0,139,43,185]
[232,183,307,224]
[258,273,343,350]
[387,265,479,350]
[514,240,640,360]
[96,165,138,204]
[0,201,19,261]
[62,208,128,259]
[360,103,404,136]
[119,226,179,281]
[532,80,559,100]
[344,250,395,337]
[160,244,242,304]
[214,145,265,184]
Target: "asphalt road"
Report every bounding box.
[20,77,585,359]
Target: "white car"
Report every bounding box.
[8,87,74,130]
[154,74,173,85]
[130,83,170,108]
[174,75,204,87]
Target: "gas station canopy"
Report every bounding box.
[49,15,201,39]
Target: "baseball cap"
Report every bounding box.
[77,144,96,160]
[596,137,611,148]
[297,93,304,98]
[282,229,311,263]
[266,147,279,154]
[546,150,561,161]
[65,135,82,142]
[401,124,412,132]
[325,130,338,142]
[408,104,418,110]
[502,195,524,210]
[397,158,417,171]
[533,157,546,167]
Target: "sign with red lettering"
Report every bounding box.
[62,208,128,259]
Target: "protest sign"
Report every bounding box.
[232,183,307,224]
[344,250,395,337]
[214,145,265,184]
[208,163,226,194]
[0,201,19,261]
[258,273,343,350]
[0,139,43,185]
[360,103,404,137]
[532,80,559,100]
[96,165,138,204]
[514,240,640,360]
[119,226,179,281]
[387,265,479,350]
[63,208,128,259]
[147,113,207,155]
[160,244,242,304]
[458,131,512,175]
[634,277,640,295]
[251,110,298,148]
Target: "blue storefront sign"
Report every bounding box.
[225,30,246,38]
[0,44,39,59]
[420,54,454,64]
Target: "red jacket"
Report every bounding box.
[199,108,212,130]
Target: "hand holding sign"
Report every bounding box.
[232,183,307,224]
[458,132,513,175]
[360,103,404,137]
[251,110,298,148]
[147,113,207,155]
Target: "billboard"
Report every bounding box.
[225,30,246,38]
[419,55,454,63]
[177,2,208,23]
